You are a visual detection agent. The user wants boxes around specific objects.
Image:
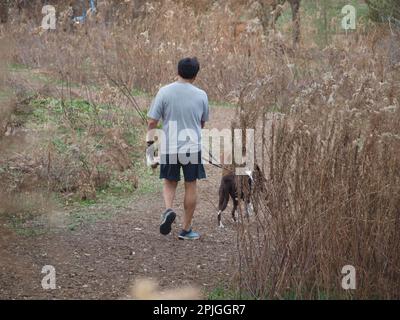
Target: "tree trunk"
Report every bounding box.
[0,0,8,24]
[288,0,301,47]
[132,0,146,19]
[256,1,271,36]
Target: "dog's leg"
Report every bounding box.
[217,210,224,228]
[247,201,254,215]
[218,183,230,228]
[245,202,249,219]
[245,197,255,216]
[244,201,253,222]
[231,198,238,222]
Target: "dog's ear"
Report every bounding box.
[253,164,264,181]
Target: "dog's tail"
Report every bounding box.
[222,167,231,177]
[221,152,234,177]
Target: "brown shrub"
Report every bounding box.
[234,38,400,299]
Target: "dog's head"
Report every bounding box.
[245,164,262,178]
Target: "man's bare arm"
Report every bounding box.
[146,118,159,143]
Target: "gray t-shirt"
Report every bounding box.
[147,81,209,155]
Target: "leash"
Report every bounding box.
[201,147,235,173]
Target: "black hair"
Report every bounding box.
[178,57,200,79]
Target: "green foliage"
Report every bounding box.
[52,137,69,153]
[8,62,29,71]
[24,96,141,199]
[68,210,112,231]
[0,89,12,101]
[7,213,48,236]
[207,285,255,300]
[30,97,137,143]
[312,0,368,47]
[131,87,150,97]
[209,100,236,109]
[275,0,369,48]
[133,163,162,195]
[366,0,400,23]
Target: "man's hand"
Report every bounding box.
[146,118,159,141]
[146,118,160,169]
[146,141,159,169]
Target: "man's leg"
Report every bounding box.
[160,179,178,235]
[178,152,204,239]
[163,179,178,209]
[159,154,180,235]
[183,180,197,231]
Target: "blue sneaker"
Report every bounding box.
[178,229,200,240]
[160,209,176,235]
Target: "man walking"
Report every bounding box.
[146,57,209,240]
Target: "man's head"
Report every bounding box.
[178,57,200,82]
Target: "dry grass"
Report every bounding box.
[10,0,275,101]
[0,85,141,200]
[234,31,400,299]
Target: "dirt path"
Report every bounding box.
[0,105,238,299]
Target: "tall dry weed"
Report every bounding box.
[234,34,400,299]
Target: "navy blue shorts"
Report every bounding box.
[160,152,206,182]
